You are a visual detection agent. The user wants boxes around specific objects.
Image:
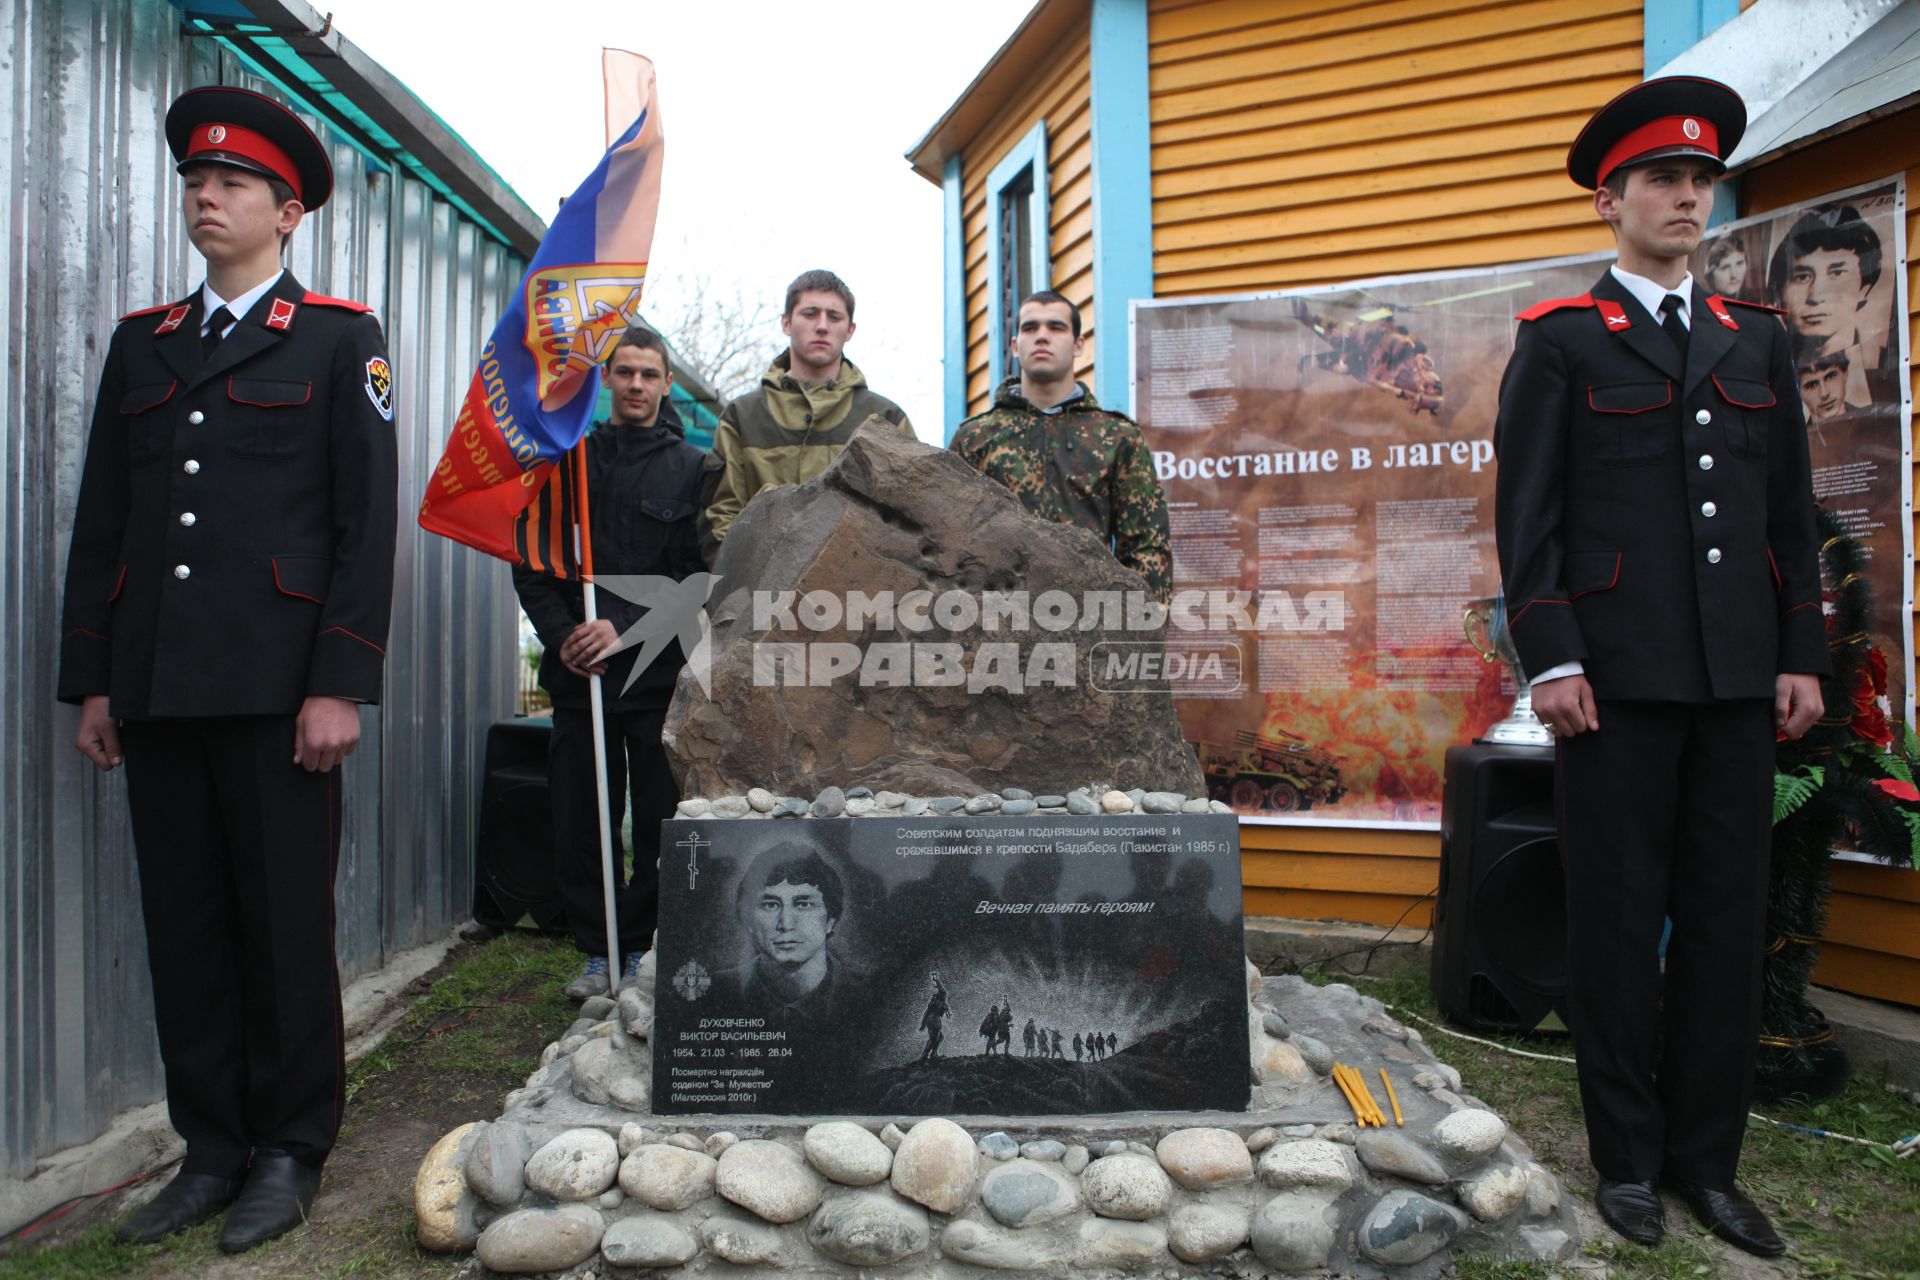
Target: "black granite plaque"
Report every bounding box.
[651,814,1248,1116]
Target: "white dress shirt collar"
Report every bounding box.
[1610,264,1692,330]
[201,270,285,337]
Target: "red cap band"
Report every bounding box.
[185,122,303,201]
[1597,115,1720,187]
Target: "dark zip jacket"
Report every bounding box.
[513,397,707,712]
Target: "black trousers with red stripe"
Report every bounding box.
[1556,697,1774,1187]
[548,706,672,957]
[120,715,344,1177]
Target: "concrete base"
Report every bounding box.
[1812,985,1920,1094]
[1245,915,1920,1095]
[0,933,460,1237]
[1245,917,1431,982]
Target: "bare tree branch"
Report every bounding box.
[644,266,785,406]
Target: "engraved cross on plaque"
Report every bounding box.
[675,830,711,890]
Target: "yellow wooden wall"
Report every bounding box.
[1146,0,1644,298]
[1141,0,1645,933]
[1743,106,1920,1007]
[959,28,1095,416]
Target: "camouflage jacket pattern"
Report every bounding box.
[950,380,1172,603]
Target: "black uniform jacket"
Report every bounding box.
[1493,270,1830,702]
[58,273,399,717]
[512,397,706,714]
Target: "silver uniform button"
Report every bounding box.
[1695,409,1711,425]
[179,512,196,527]
[1701,501,1717,517]
[1707,548,1722,564]
[173,564,191,580]
[1698,454,1713,470]
[183,459,200,475]
[187,410,205,425]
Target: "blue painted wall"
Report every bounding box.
[1089,0,1153,412]
[1643,0,1745,226]
[943,154,968,440]
[1644,0,1741,76]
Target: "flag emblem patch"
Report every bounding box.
[365,356,394,421]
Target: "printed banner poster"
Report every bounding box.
[651,816,1249,1116]
[1133,177,1911,829]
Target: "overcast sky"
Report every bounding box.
[320,0,1039,440]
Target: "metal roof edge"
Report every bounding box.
[235,0,546,257]
[1723,0,1920,177]
[904,0,1088,185]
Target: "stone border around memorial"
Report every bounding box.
[417,793,1580,1279]
[672,784,1235,821]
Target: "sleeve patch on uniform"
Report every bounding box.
[365,356,395,421]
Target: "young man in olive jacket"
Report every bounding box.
[698,269,913,559]
[513,327,706,1000]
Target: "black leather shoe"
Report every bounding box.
[1595,1178,1666,1246]
[1662,1176,1786,1257]
[217,1151,322,1253]
[114,1169,243,1244]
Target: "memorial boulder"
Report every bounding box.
[663,421,1205,799]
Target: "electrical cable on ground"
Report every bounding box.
[0,1158,181,1246]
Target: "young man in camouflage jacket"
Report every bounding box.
[949,290,1172,604]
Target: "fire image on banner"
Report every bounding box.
[1133,176,1911,829]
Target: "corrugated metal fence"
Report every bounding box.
[1,0,525,1176]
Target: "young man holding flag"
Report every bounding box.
[513,327,704,999]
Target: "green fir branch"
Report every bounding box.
[1901,809,1920,869]
[1772,765,1824,825]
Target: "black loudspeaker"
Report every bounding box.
[473,717,568,933]
[1431,743,1567,1032]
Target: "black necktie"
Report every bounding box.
[1659,293,1688,359]
[202,305,234,359]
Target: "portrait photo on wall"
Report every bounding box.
[1689,179,1912,714]
[651,816,1250,1117]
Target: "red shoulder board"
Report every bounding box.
[119,301,179,321]
[1516,294,1593,322]
[302,292,373,313]
[1721,296,1786,314]
[153,305,193,335]
[1702,294,1739,330]
[266,297,298,331]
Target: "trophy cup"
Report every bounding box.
[1463,592,1553,746]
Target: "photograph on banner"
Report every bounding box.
[651,816,1248,1116]
[1135,260,1592,826]
[1133,175,1911,829]
[1689,178,1913,717]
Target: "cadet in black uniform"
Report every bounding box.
[1494,77,1827,1257]
[58,87,397,1251]
[512,326,705,1000]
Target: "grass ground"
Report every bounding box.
[4,933,1914,1278]
[1294,966,1920,1280]
[0,931,581,1280]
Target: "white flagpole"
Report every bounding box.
[571,442,622,991]
[580,580,623,989]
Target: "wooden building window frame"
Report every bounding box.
[985,121,1051,390]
